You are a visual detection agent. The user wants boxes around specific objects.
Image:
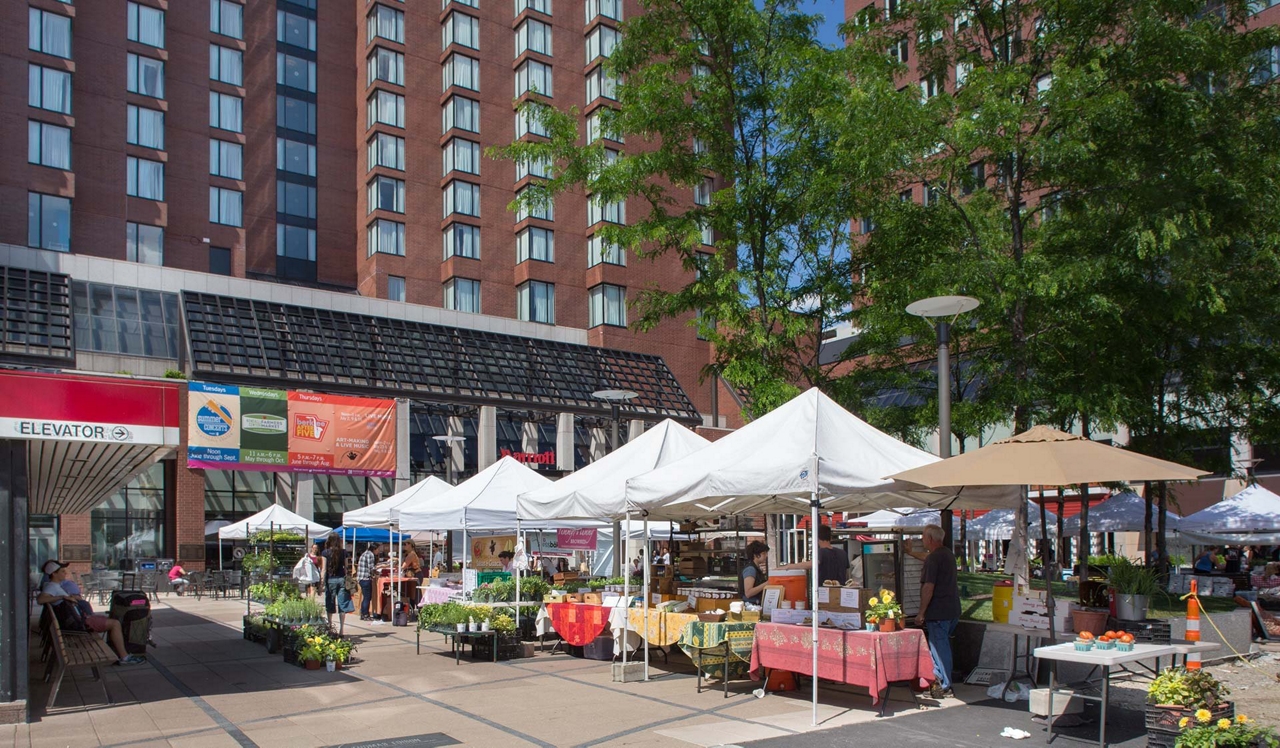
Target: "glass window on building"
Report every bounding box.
[127,2,165,48]
[444,277,481,314]
[388,275,406,302]
[126,222,164,265]
[517,280,554,324]
[91,461,166,569]
[29,515,58,581]
[313,476,370,529]
[27,192,70,252]
[128,53,165,98]
[204,470,274,525]
[71,281,181,358]
[211,0,244,39]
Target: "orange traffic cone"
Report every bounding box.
[1186,579,1201,670]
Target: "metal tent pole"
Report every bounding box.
[810,496,820,727]
[515,519,522,631]
[643,514,650,681]
[622,512,630,676]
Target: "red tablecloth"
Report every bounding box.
[546,602,610,646]
[748,623,934,704]
[373,577,419,617]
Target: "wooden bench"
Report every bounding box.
[42,604,116,710]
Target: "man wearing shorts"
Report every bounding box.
[37,560,145,665]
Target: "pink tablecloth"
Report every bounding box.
[748,623,934,704]
[419,586,460,605]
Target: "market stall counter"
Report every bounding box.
[678,620,757,696]
[748,622,934,715]
[373,576,419,618]
[610,608,700,658]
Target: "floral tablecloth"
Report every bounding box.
[419,585,460,606]
[679,621,757,681]
[628,609,701,647]
[546,602,611,647]
[373,577,419,617]
[748,623,933,704]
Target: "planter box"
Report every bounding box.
[242,616,268,644]
[470,633,523,661]
[1145,701,1234,747]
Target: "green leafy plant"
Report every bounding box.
[264,597,325,623]
[163,369,186,379]
[491,613,517,633]
[242,550,278,575]
[249,530,307,544]
[249,581,300,603]
[1148,668,1230,709]
[1176,713,1277,748]
[1107,557,1162,596]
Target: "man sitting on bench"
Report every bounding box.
[37,561,145,665]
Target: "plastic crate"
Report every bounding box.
[1145,702,1233,734]
[477,571,512,586]
[1109,617,1171,644]
[583,634,614,661]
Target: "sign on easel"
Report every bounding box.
[462,568,478,593]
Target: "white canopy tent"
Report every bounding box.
[625,388,1022,724]
[1176,484,1280,544]
[968,501,1059,540]
[217,504,331,539]
[342,475,454,528]
[1061,491,1176,535]
[850,508,940,530]
[627,389,1019,519]
[398,457,554,532]
[517,419,709,522]
[215,503,331,575]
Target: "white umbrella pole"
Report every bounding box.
[643,514,650,681]
[463,528,469,590]
[810,497,820,727]
[219,537,223,571]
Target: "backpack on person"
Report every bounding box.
[52,599,88,633]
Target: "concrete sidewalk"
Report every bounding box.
[9,596,983,747]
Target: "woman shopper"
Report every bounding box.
[319,533,350,636]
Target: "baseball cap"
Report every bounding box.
[41,560,68,576]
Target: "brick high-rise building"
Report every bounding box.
[3,0,718,414]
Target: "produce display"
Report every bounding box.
[1074,629,1137,651]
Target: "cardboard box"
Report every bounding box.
[583,592,603,605]
[728,610,761,623]
[816,586,870,614]
[554,572,581,584]
[650,593,681,605]
[695,596,727,614]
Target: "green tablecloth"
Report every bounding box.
[678,621,757,680]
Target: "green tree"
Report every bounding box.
[493,0,908,417]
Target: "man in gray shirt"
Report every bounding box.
[910,525,960,698]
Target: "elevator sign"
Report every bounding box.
[0,370,181,447]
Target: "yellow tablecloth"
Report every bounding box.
[627,609,700,647]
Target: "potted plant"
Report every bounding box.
[1175,713,1277,748]
[866,590,902,632]
[298,634,328,670]
[1108,557,1162,621]
[1146,668,1233,745]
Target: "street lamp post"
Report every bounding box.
[592,389,637,577]
[906,295,981,550]
[432,434,466,569]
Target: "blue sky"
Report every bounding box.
[796,0,847,47]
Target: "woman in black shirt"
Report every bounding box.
[319,533,349,636]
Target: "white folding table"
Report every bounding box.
[1034,641,1179,748]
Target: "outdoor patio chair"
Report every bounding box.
[187,571,207,600]
[139,572,160,602]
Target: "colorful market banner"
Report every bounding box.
[557,528,598,551]
[187,381,396,477]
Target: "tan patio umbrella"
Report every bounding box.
[887,425,1207,643]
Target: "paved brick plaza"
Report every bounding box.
[10,596,992,748]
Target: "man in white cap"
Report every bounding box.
[36,561,145,665]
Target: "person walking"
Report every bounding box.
[910,525,960,698]
[356,542,377,621]
[319,534,350,636]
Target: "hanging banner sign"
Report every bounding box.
[187,381,396,476]
[557,528,599,551]
[471,535,517,569]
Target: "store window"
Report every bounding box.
[91,462,166,568]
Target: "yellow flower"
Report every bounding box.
[868,597,879,606]
[1195,709,1212,723]
[1179,717,1190,729]
[883,591,895,603]
[1217,719,1231,730]
[1236,715,1249,724]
